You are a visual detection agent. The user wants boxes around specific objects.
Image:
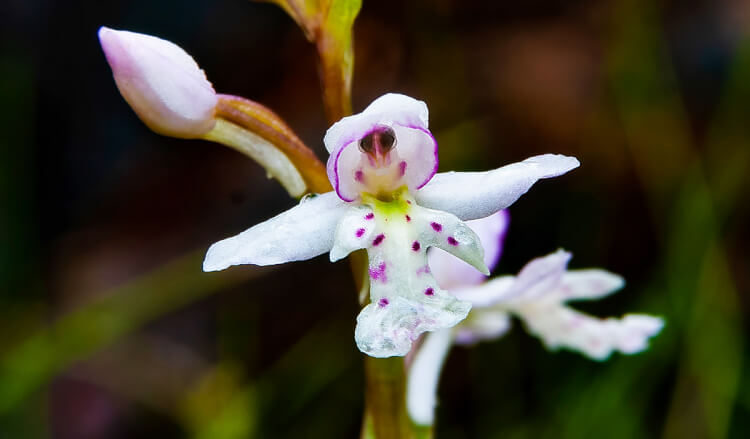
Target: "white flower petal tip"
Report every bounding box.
[531,312,665,361]
[324,94,437,202]
[202,192,347,272]
[415,154,581,220]
[98,27,218,138]
[556,269,625,300]
[355,293,470,358]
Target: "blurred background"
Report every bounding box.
[1,0,748,437]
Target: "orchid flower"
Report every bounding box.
[407,211,664,425]
[202,93,579,358]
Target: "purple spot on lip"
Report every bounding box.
[372,234,385,246]
[447,236,459,246]
[378,298,389,307]
[398,161,407,177]
[412,241,421,251]
[356,228,366,238]
[431,222,443,232]
[370,262,388,283]
[416,265,431,276]
[365,213,374,220]
[355,169,364,182]
[424,287,434,296]
[405,215,411,222]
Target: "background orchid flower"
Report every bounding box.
[407,211,664,425]
[203,93,580,358]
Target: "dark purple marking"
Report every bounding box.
[406,200,412,205]
[365,212,374,220]
[412,241,421,251]
[447,236,459,246]
[356,228,366,238]
[372,234,385,246]
[378,298,389,307]
[398,161,407,177]
[355,169,364,182]
[424,287,434,296]
[405,215,411,222]
[370,262,388,283]
[430,222,443,232]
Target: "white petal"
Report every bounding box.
[453,309,512,346]
[325,96,437,202]
[203,192,347,271]
[415,154,580,220]
[518,305,664,360]
[505,250,572,302]
[429,211,509,290]
[406,330,453,426]
[323,93,428,153]
[552,269,625,301]
[415,207,489,277]
[98,27,217,138]
[330,205,376,262]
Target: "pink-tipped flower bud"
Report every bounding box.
[98,27,218,138]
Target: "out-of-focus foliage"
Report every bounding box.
[1,0,748,438]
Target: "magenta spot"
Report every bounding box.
[416,265,431,276]
[355,169,364,182]
[406,200,412,205]
[365,213,374,220]
[372,234,385,246]
[370,262,388,283]
[447,236,459,246]
[405,215,411,222]
[431,222,443,232]
[398,161,407,177]
[412,241,421,251]
[356,228,366,238]
[378,298,389,307]
[424,287,434,296]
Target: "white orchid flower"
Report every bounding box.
[407,211,664,425]
[202,93,580,357]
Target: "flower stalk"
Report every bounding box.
[212,94,332,194]
[363,356,416,439]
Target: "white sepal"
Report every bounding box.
[415,154,580,220]
[203,192,347,271]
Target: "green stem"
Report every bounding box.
[363,356,415,439]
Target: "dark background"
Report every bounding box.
[1,0,748,437]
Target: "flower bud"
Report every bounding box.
[98,27,217,138]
